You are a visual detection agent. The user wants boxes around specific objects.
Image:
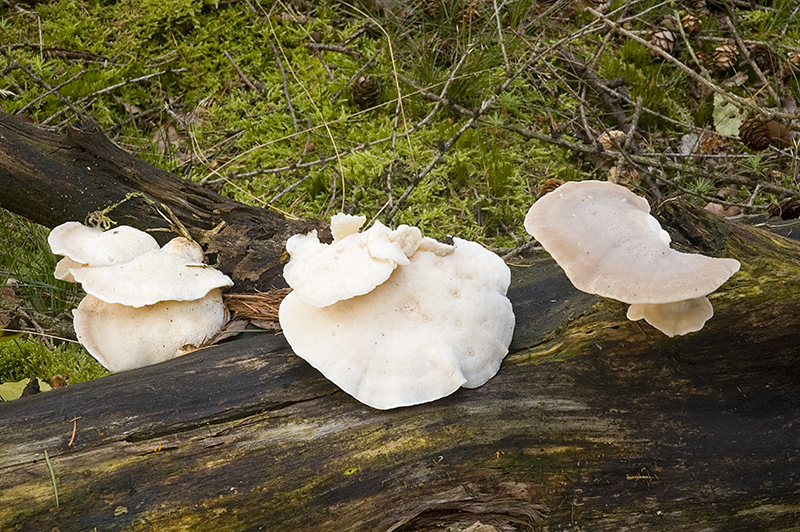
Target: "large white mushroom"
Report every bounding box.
[49,222,233,371]
[523,180,740,337]
[280,216,515,410]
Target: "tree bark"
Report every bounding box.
[1,113,800,531]
[0,111,321,292]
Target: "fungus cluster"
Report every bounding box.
[49,222,233,371]
[524,181,740,337]
[279,214,515,410]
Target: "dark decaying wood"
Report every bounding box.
[0,111,321,292]
[1,113,800,531]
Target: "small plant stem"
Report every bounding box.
[41,67,188,126]
[492,0,509,73]
[672,9,711,80]
[16,68,100,115]
[558,48,628,130]
[310,48,335,80]
[323,168,339,220]
[339,24,369,47]
[270,42,299,137]
[69,416,81,447]
[0,48,87,122]
[43,450,59,508]
[385,97,494,224]
[623,96,643,152]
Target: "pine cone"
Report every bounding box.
[714,42,738,70]
[781,52,800,80]
[739,118,771,151]
[650,28,677,55]
[739,118,793,151]
[750,43,778,74]
[351,75,381,109]
[681,13,701,36]
[690,0,710,16]
[598,130,626,151]
[608,165,641,186]
[538,178,565,197]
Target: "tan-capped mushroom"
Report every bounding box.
[524,180,740,336]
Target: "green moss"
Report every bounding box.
[598,39,688,128]
[0,210,107,388]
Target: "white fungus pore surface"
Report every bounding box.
[74,289,226,372]
[279,237,515,410]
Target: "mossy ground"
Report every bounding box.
[1,0,799,388]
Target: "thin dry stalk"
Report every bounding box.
[224,289,292,322]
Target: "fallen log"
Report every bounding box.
[1,113,800,531]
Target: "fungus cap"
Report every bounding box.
[48,222,160,282]
[279,238,514,410]
[523,180,740,305]
[74,289,226,372]
[70,237,233,308]
[283,214,454,308]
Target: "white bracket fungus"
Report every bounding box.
[279,215,515,410]
[283,213,453,308]
[49,222,233,371]
[70,237,233,307]
[524,180,740,337]
[48,222,160,282]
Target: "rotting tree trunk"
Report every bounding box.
[1,113,800,531]
[0,111,321,292]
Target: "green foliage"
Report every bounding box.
[0,210,81,316]
[598,39,687,128]
[0,337,106,389]
[0,209,106,387]
[686,176,716,196]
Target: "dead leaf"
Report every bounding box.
[112,95,144,115]
[705,203,741,217]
